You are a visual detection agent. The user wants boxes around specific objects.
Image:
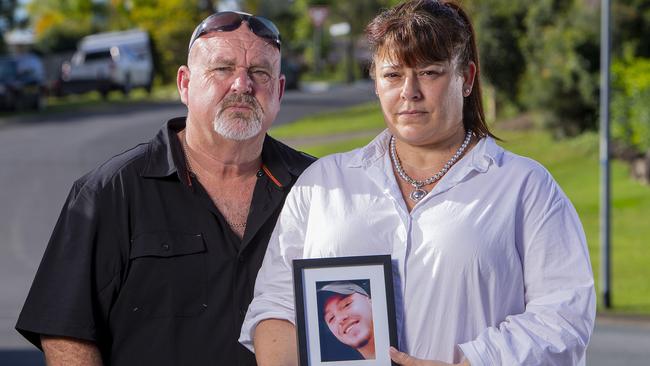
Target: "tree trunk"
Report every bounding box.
[631,152,650,185]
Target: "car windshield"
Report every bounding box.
[0,59,17,82]
[84,50,113,62]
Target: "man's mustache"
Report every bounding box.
[220,94,262,115]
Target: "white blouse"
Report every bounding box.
[240,130,596,365]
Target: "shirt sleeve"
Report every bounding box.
[458,171,596,366]
[15,179,121,349]
[239,182,311,352]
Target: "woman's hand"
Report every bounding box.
[389,347,470,366]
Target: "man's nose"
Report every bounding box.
[230,69,253,94]
[336,312,349,325]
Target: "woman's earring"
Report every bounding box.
[464,88,471,96]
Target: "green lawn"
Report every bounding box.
[269,102,650,314]
[270,102,384,139]
[45,84,180,111]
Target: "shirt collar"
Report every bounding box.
[260,134,297,189]
[141,117,185,178]
[346,128,504,172]
[140,117,299,188]
[468,135,504,172]
[347,129,392,168]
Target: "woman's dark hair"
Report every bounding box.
[366,0,496,139]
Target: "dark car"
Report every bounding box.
[0,54,46,111]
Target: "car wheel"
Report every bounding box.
[122,74,132,96]
[4,91,17,111]
[33,93,46,110]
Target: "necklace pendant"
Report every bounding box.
[410,188,427,202]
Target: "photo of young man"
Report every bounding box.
[316,280,376,362]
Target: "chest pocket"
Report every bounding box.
[124,231,207,318]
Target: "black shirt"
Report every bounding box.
[16,118,315,365]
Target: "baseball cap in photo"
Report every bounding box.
[318,281,369,298]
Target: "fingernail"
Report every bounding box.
[389,346,398,354]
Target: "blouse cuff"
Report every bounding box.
[457,341,487,366]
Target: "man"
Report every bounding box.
[318,281,376,361]
[15,11,314,365]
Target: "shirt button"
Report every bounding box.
[161,243,170,251]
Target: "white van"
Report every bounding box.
[60,29,154,96]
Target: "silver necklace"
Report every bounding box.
[390,130,472,202]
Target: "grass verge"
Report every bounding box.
[270,102,383,139]
[0,84,180,121]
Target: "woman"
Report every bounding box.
[240,1,595,365]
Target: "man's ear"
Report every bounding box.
[177,65,191,106]
[277,74,286,101]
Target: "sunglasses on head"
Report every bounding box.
[188,11,281,51]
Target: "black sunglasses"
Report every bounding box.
[188,11,281,51]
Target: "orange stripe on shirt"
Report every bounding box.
[262,164,283,188]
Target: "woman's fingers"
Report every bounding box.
[389,347,454,366]
[390,347,416,365]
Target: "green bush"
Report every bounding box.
[34,21,94,53]
[519,0,600,137]
[612,57,650,153]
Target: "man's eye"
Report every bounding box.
[250,70,271,83]
[383,72,400,79]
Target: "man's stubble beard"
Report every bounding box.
[213,94,264,141]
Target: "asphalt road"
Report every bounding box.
[1,81,649,365]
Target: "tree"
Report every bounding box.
[28,0,100,52]
[124,0,209,82]
[612,0,650,58]
[467,0,527,111]
[29,0,208,82]
[518,0,600,136]
[289,0,395,81]
[0,0,18,30]
[612,57,650,153]
[609,0,650,158]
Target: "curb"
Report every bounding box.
[596,312,650,327]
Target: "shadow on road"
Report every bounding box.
[0,350,44,366]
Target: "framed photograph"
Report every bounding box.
[293,255,398,366]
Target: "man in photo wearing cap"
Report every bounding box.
[317,280,376,361]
